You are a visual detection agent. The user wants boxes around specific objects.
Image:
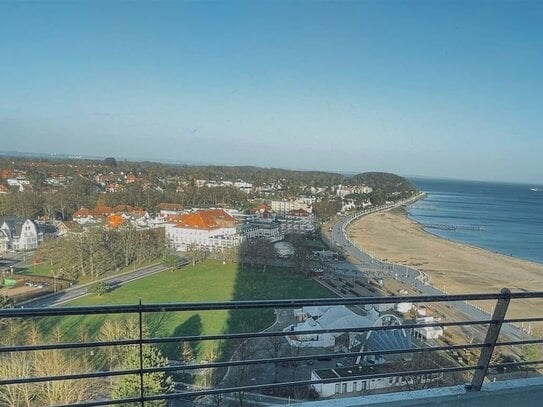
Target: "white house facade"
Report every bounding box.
[0,217,42,251]
[165,209,242,252]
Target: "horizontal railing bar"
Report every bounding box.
[0,319,493,354]
[496,339,543,347]
[0,338,141,353]
[0,342,486,386]
[48,365,481,407]
[489,359,543,368]
[143,319,492,344]
[0,367,142,386]
[142,342,487,373]
[503,317,543,323]
[149,365,480,401]
[3,290,543,318]
[51,396,142,407]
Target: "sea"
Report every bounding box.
[406,177,543,265]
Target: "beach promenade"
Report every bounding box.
[325,196,541,342]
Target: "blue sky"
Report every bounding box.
[1,1,542,183]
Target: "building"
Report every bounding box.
[335,184,373,198]
[72,207,100,224]
[311,362,442,398]
[0,229,9,253]
[165,209,242,251]
[158,203,184,217]
[271,200,312,216]
[285,306,375,348]
[242,221,283,243]
[0,217,42,251]
[278,209,315,235]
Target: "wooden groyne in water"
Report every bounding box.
[423,223,484,231]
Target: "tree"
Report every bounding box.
[104,157,118,167]
[0,352,35,407]
[180,342,194,365]
[112,345,173,407]
[522,344,542,362]
[162,253,180,270]
[288,234,312,275]
[239,238,277,272]
[0,294,13,309]
[0,295,13,329]
[89,281,108,296]
[185,243,206,266]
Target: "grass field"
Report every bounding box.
[40,260,335,360]
[17,262,55,277]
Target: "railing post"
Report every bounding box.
[469,287,511,391]
[139,299,145,407]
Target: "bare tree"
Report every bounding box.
[0,352,35,407]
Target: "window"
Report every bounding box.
[334,384,340,394]
[353,382,358,392]
[342,383,347,393]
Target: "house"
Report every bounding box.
[0,217,42,251]
[284,306,374,348]
[158,203,184,217]
[311,362,442,398]
[54,221,83,237]
[72,207,99,224]
[0,229,9,253]
[165,209,242,252]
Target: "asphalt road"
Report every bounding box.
[20,263,168,308]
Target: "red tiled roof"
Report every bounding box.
[73,207,94,218]
[93,206,113,216]
[112,204,137,213]
[174,209,238,230]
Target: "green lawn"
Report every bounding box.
[41,260,334,360]
[17,262,56,277]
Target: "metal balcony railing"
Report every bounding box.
[1,289,543,406]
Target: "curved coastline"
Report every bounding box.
[347,207,543,322]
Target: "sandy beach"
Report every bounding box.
[348,208,543,324]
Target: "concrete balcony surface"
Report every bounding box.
[299,377,543,407]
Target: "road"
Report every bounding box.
[20,263,169,308]
[326,195,530,342]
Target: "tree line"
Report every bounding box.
[36,227,166,281]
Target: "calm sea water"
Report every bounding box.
[406,178,543,264]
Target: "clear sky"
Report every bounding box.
[1,1,542,183]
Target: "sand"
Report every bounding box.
[348,208,543,326]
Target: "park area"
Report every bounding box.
[39,260,335,361]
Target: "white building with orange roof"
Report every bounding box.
[165,209,242,251]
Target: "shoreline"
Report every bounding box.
[403,205,543,268]
[405,205,543,267]
[347,207,543,325]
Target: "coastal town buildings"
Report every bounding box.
[164,209,242,251]
[277,208,316,235]
[271,199,312,216]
